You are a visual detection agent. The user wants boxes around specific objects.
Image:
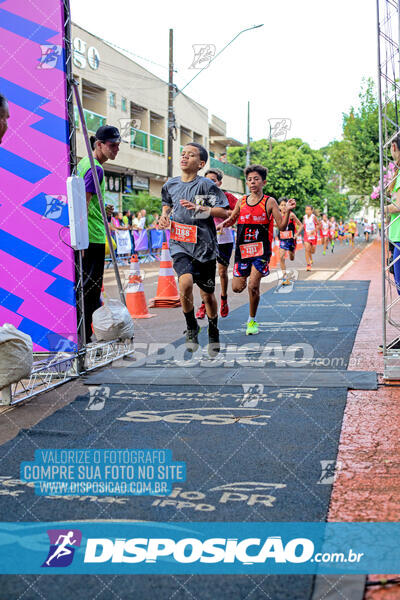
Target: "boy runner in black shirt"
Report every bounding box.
[159,143,229,355]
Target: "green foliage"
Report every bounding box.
[324,77,394,209]
[228,138,329,217]
[228,77,388,219]
[122,191,162,215]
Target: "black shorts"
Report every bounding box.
[217,242,234,267]
[173,253,216,293]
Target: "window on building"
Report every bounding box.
[109,92,116,107]
[121,97,127,112]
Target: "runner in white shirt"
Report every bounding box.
[320,214,330,255]
[363,219,372,242]
[329,217,337,252]
[303,206,319,271]
[195,168,237,319]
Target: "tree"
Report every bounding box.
[228,138,329,217]
[122,191,162,215]
[324,77,394,210]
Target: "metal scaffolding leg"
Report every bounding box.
[377,0,400,379]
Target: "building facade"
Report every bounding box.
[71,24,245,209]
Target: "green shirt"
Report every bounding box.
[77,156,106,244]
[390,171,400,242]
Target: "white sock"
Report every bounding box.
[248,316,256,323]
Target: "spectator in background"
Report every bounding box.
[110,211,128,233]
[123,210,136,254]
[109,211,119,241]
[122,210,130,226]
[149,212,160,229]
[219,152,227,163]
[0,94,10,144]
[139,209,147,230]
[77,124,121,342]
[132,211,141,229]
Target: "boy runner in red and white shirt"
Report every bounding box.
[303,206,319,270]
[218,164,296,335]
[320,214,330,255]
[196,168,237,320]
[329,216,337,253]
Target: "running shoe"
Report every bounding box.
[208,324,220,357]
[323,250,326,255]
[220,299,229,318]
[306,264,312,271]
[196,303,206,319]
[282,278,291,286]
[331,245,334,253]
[184,324,200,352]
[246,320,259,335]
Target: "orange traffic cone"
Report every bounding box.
[148,241,181,308]
[125,254,155,318]
[100,284,105,306]
[269,238,279,268]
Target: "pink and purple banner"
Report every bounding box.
[0,0,77,352]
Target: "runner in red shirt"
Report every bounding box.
[218,164,296,335]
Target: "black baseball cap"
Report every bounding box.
[95,125,121,143]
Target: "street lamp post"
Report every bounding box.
[169,24,263,181]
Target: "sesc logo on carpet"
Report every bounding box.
[42,529,82,568]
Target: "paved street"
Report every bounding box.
[0,238,389,600]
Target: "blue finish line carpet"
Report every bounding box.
[0,281,370,599]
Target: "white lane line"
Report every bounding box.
[307,271,337,281]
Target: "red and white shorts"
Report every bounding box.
[304,233,317,246]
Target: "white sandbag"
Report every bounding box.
[0,324,33,388]
[92,299,134,342]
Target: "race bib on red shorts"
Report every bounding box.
[170,221,197,244]
[240,242,264,259]
[280,230,293,240]
[306,229,316,239]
